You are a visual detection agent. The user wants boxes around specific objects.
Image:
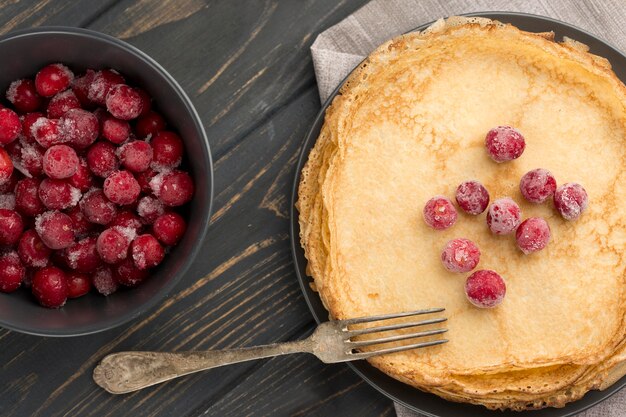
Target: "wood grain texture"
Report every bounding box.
[0,0,395,416]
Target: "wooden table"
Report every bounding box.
[0,1,398,416]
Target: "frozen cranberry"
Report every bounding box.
[554,183,588,221]
[6,79,42,113]
[118,140,152,172]
[35,211,75,249]
[38,178,80,210]
[66,271,91,298]
[42,144,79,179]
[0,209,23,245]
[465,270,506,308]
[486,197,521,235]
[423,196,457,230]
[0,108,21,144]
[130,234,164,270]
[46,90,80,119]
[516,217,551,254]
[137,195,164,224]
[87,141,119,177]
[150,131,183,170]
[88,69,125,105]
[136,88,152,116]
[71,69,96,107]
[19,141,45,177]
[135,111,166,139]
[65,236,101,273]
[21,112,44,143]
[485,126,525,163]
[0,147,14,185]
[441,238,480,273]
[15,178,44,216]
[153,212,186,245]
[31,117,63,148]
[97,226,136,264]
[114,257,149,287]
[0,171,21,194]
[455,180,489,215]
[80,189,117,225]
[0,252,25,293]
[93,266,118,295]
[520,169,557,204]
[66,205,96,237]
[35,64,73,97]
[103,170,140,205]
[152,171,194,207]
[101,114,130,144]
[106,84,142,120]
[136,168,157,193]
[32,266,68,308]
[68,158,94,192]
[18,229,52,267]
[111,210,143,230]
[61,109,99,149]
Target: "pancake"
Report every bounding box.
[297,17,626,410]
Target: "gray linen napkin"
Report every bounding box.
[310,1,626,416]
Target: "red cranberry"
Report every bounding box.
[6,79,42,113]
[66,271,91,298]
[152,171,194,207]
[520,169,557,204]
[101,114,130,144]
[150,131,183,170]
[88,69,124,105]
[71,69,96,107]
[38,178,80,210]
[485,126,525,163]
[486,197,521,235]
[47,90,80,118]
[136,168,157,193]
[423,196,457,230]
[135,111,166,138]
[19,141,45,177]
[93,266,118,295]
[516,217,551,254]
[32,266,68,308]
[0,147,14,185]
[0,108,21,144]
[136,88,152,116]
[118,140,153,172]
[68,158,94,192]
[31,117,63,148]
[455,180,489,215]
[106,84,143,120]
[15,178,45,216]
[0,252,25,293]
[137,195,164,224]
[465,270,506,308]
[153,212,186,245]
[97,226,136,264]
[103,170,140,205]
[80,189,117,225]
[111,210,143,230]
[61,109,99,149]
[87,141,119,177]
[35,211,75,249]
[0,209,23,245]
[441,238,480,273]
[18,229,52,267]
[65,236,101,273]
[21,112,44,143]
[43,144,79,179]
[35,64,73,97]
[554,183,588,221]
[66,205,96,237]
[131,234,164,270]
[114,257,148,286]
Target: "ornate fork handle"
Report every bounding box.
[93,339,310,394]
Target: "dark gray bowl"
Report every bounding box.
[0,27,213,337]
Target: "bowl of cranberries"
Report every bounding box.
[0,27,213,336]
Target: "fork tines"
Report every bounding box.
[342,308,448,359]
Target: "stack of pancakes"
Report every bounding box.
[297,17,626,410]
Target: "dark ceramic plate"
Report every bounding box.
[290,12,626,417]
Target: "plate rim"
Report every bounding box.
[290,11,626,417]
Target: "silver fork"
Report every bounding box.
[93,308,447,394]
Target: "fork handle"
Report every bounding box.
[93,339,311,394]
